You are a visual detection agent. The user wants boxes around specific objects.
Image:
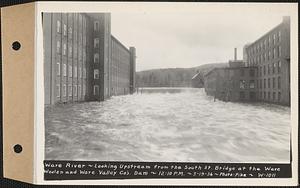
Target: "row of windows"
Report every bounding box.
[56,20,86,45]
[56,40,86,57]
[93,52,130,65]
[259,91,281,102]
[56,62,86,78]
[248,46,282,65]
[247,30,282,55]
[57,84,101,97]
[258,77,281,89]
[258,61,282,76]
[56,84,86,98]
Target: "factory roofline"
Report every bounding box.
[111,35,131,53]
[245,17,289,49]
[204,66,258,78]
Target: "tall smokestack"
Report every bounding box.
[234,48,237,61]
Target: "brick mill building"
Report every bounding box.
[204,59,258,102]
[244,16,290,105]
[203,17,290,106]
[43,13,136,105]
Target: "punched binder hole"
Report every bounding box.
[12,41,21,50]
[13,144,22,153]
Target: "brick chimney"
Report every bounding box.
[234,48,237,61]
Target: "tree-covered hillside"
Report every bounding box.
[136,63,228,87]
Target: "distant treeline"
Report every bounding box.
[136,63,228,88]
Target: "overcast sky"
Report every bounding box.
[110,3,295,71]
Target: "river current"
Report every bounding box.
[45,88,290,162]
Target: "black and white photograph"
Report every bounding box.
[42,3,296,177]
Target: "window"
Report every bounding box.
[69,46,72,55]
[278,31,281,42]
[265,53,267,61]
[63,24,67,36]
[78,85,81,97]
[240,69,245,76]
[272,62,276,74]
[74,66,77,78]
[267,64,270,74]
[269,36,271,46]
[239,80,246,89]
[56,84,60,97]
[94,69,99,79]
[68,85,72,96]
[264,92,266,100]
[273,92,276,101]
[63,43,67,55]
[250,92,255,100]
[263,65,266,75]
[56,40,61,53]
[93,85,99,95]
[74,85,77,96]
[260,66,262,76]
[260,79,262,89]
[83,35,86,46]
[278,92,281,102]
[273,77,276,89]
[94,38,99,48]
[278,46,282,57]
[83,68,86,79]
[83,85,86,96]
[268,51,271,60]
[78,33,82,43]
[94,21,99,31]
[268,78,270,88]
[249,80,255,89]
[273,34,276,44]
[63,64,67,76]
[79,67,82,78]
[69,65,72,77]
[94,53,99,63]
[249,69,255,77]
[68,27,72,37]
[63,84,67,97]
[268,92,270,100]
[278,61,281,73]
[57,62,60,76]
[273,48,276,58]
[56,20,61,33]
[264,79,266,89]
[239,91,245,100]
[278,76,281,89]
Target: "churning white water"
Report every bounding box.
[45,88,290,162]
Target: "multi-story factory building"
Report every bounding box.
[204,59,258,102]
[244,16,290,105]
[43,13,136,105]
[202,17,290,106]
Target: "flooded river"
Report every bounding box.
[45,88,290,162]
